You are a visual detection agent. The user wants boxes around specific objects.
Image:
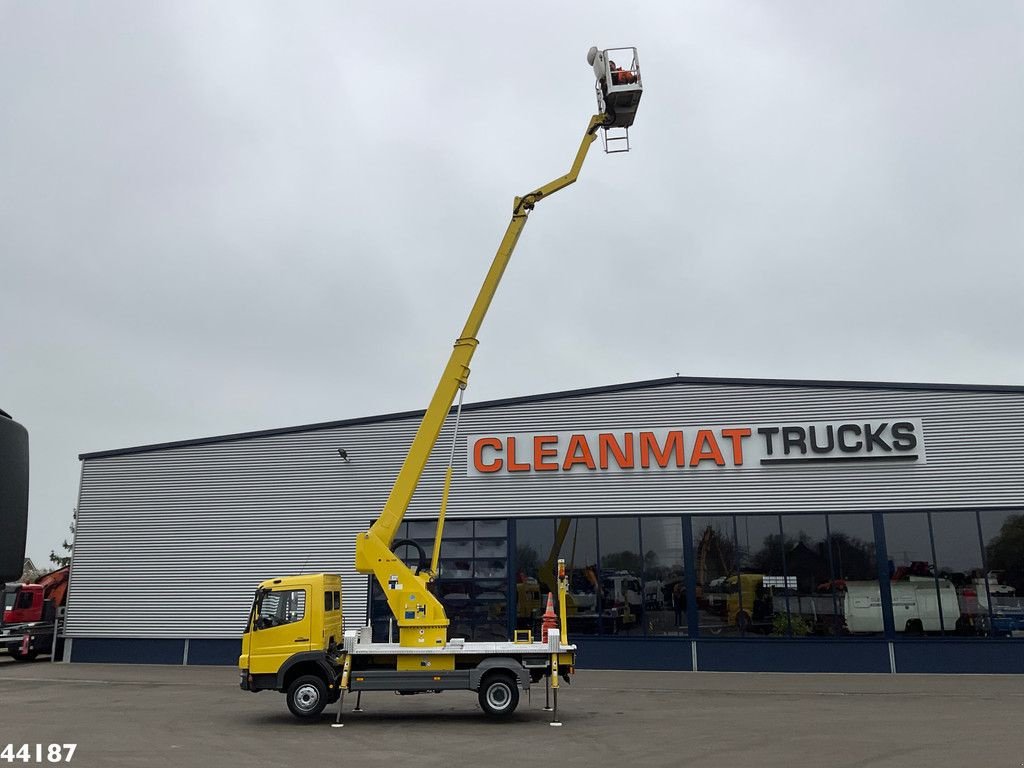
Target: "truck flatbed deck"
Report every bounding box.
[344,634,575,657]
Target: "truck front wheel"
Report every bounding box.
[286,675,328,719]
[9,648,39,662]
[478,673,519,717]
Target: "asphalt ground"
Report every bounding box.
[1,654,1022,768]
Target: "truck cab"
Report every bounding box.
[1,573,66,661]
[2,583,45,625]
[239,574,343,700]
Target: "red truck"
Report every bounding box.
[1,567,69,661]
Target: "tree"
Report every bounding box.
[49,509,76,568]
[748,531,876,590]
[516,545,539,577]
[827,532,876,581]
[695,523,736,583]
[643,549,664,580]
[750,533,787,574]
[601,550,643,574]
[985,514,1024,592]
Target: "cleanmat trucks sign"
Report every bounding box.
[467,419,925,476]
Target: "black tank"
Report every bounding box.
[0,410,29,584]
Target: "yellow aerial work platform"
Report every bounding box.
[237,47,643,726]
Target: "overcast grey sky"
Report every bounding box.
[2,2,1022,564]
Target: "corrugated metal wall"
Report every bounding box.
[66,379,1024,639]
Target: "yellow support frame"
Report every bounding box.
[557,558,569,643]
[354,114,606,648]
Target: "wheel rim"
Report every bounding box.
[486,682,511,710]
[295,683,320,712]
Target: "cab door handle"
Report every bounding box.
[294,637,309,642]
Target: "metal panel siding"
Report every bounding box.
[66,381,1024,639]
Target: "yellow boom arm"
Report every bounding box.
[354,114,606,648]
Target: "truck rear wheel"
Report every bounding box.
[286,675,328,719]
[478,673,519,717]
[736,610,751,633]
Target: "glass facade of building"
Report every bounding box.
[370,509,1024,645]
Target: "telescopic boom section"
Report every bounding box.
[354,114,606,648]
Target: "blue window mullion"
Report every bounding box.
[682,515,698,638]
[873,512,896,639]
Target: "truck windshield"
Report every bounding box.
[3,590,15,612]
[244,590,262,633]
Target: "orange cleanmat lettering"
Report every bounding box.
[506,437,531,472]
[690,430,725,466]
[639,431,684,468]
[562,434,597,470]
[534,435,559,471]
[720,428,752,465]
[474,438,503,473]
[598,433,635,469]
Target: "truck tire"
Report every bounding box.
[286,675,328,719]
[736,611,751,633]
[10,648,38,662]
[478,672,519,717]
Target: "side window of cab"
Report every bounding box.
[254,589,306,630]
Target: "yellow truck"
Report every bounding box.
[238,47,643,722]
[724,574,773,632]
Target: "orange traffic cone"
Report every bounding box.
[541,592,558,643]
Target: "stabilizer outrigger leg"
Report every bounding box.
[331,653,353,729]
